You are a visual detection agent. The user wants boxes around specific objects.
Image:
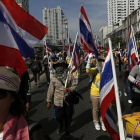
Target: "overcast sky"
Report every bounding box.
[29,0,107,37]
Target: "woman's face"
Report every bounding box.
[0,91,15,114]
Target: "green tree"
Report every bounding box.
[111,37,126,49]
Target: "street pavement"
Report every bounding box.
[28,66,131,140]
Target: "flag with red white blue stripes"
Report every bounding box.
[95,34,103,49]
[46,43,53,54]
[79,3,98,58]
[121,51,127,62]
[128,29,139,71]
[0,0,48,76]
[61,39,68,48]
[71,35,80,73]
[100,48,120,140]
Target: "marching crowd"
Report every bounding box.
[1,47,140,140]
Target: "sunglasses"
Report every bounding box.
[0,89,10,99]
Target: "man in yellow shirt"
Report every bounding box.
[86,53,106,131]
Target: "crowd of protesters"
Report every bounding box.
[1,46,140,140]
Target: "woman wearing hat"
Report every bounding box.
[86,53,106,131]
[0,66,29,140]
[46,59,77,138]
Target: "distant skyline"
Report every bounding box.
[29,0,107,38]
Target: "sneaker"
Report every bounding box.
[101,122,106,131]
[124,92,127,96]
[66,132,71,138]
[128,100,132,104]
[57,128,62,135]
[94,122,100,131]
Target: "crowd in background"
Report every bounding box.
[1,46,140,140]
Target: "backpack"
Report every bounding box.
[31,61,40,72]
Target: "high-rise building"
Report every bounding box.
[14,0,29,13]
[42,6,68,45]
[107,0,140,26]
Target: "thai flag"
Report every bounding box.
[95,35,103,49]
[84,53,89,61]
[61,39,68,48]
[68,37,74,57]
[67,31,73,57]
[0,0,48,76]
[79,3,98,58]
[97,40,103,49]
[121,51,126,62]
[128,29,138,71]
[71,35,80,73]
[100,48,120,140]
[46,43,53,54]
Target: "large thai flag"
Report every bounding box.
[46,43,53,54]
[79,3,98,58]
[0,0,48,76]
[100,48,120,140]
[128,29,138,71]
[71,35,80,73]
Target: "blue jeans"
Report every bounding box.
[124,78,132,100]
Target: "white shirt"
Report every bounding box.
[0,132,3,140]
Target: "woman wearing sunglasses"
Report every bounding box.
[0,66,29,140]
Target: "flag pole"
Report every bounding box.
[65,32,78,87]
[108,38,125,140]
[67,31,70,57]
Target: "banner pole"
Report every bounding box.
[108,38,125,140]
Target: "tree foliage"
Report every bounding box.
[111,37,126,49]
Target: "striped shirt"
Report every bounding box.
[46,74,77,107]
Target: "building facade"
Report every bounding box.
[14,0,29,13]
[104,7,140,47]
[99,26,113,47]
[42,6,68,45]
[107,0,140,26]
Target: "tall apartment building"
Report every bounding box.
[42,6,68,45]
[14,0,29,13]
[107,0,140,26]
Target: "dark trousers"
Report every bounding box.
[119,62,121,72]
[132,91,140,109]
[45,70,50,84]
[54,101,74,133]
[32,72,39,84]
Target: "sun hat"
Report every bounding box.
[53,59,68,69]
[0,66,20,93]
